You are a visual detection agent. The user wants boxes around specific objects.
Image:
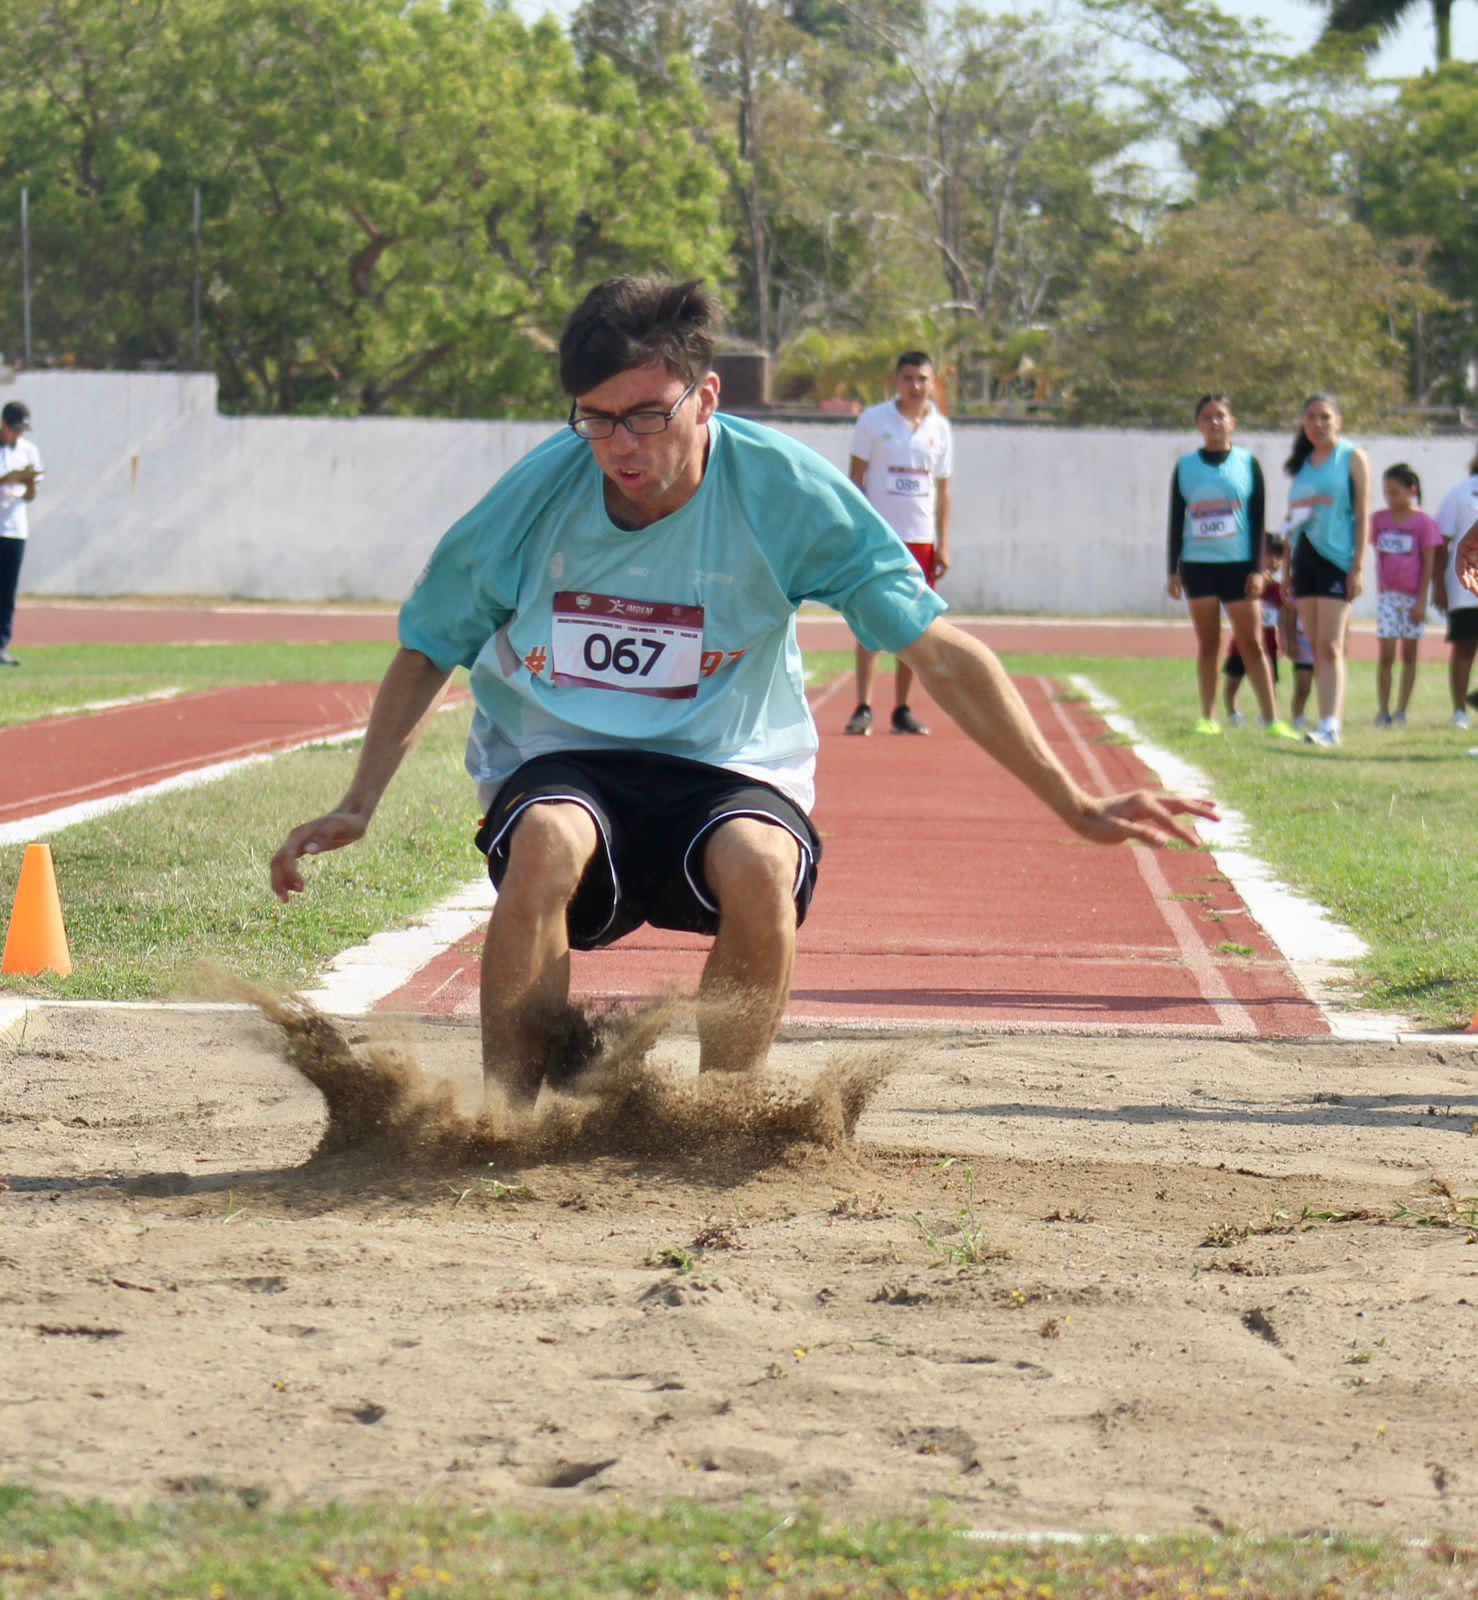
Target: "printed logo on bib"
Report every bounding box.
[1376,530,1416,556]
[887,464,929,498]
[550,591,704,700]
[1188,499,1239,542]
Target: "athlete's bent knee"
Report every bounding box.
[503,803,599,904]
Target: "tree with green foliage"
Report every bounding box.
[1057,201,1440,428]
[0,0,731,415]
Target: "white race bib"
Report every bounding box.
[1188,501,1239,543]
[1376,530,1415,556]
[887,464,929,498]
[550,592,704,700]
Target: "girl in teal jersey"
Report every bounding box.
[1166,394,1292,738]
[1281,394,1371,748]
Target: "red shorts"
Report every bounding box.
[906,542,939,588]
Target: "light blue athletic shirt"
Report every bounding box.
[399,413,947,813]
[1288,440,1357,571]
[1176,447,1256,565]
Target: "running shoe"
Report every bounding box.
[1451,710,1470,730]
[1292,714,1310,732]
[1226,711,1245,728]
[1263,720,1299,740]
[1304,726,1341,748]
[0,651,18,668]
[891,704,930,736]
[1373,710,1393,728]
[1193,717,1222,735]
[844,704,873,736]
[1392,711,1407,728]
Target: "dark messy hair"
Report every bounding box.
[1266,532,1286,559]
[1285,392,1340,477]
[1383,462,1422,501]
[1194,392,1231,420]
[896,350,933,372]
[558,277,722,396]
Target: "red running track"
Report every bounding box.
[0,684,378,824]
[382,675,1327,1038]
[12,602,1393,661]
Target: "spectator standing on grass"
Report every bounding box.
[1370,463,1442,729]
[0,400,43,668]
[1281,393,1370,749]
[1166,394,1295,739]
[1432,448,1478,730]
[1221,535,1287,728]
[842,352,952,737]
[271,277,1215,1109]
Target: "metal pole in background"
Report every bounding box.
[21,187,32,368]
[192,185,202,367]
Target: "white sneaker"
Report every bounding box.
[1226,711,1244,728]
[1304,726,1341,748]
[1452,710,1470,730]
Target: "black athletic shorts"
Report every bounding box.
[1447,608,1478,645]
[474,749,822,951]
[1291,536,1350,601]
[1180,560,1257,604]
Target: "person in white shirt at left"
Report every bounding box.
[0,400,44,668]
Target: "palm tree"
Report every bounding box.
[1320,0,1457,68]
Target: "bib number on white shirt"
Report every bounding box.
[887,465,929,498]
[550,592,704,700]
[1188,501,1239,543]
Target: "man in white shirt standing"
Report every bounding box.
[0,400,43,667]
[843,352,953,735]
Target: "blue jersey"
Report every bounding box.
[399,413,947,811]
[1175,447,1257,565]
[1288,440,1357,572]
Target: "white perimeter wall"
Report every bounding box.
[6,370,1473,617]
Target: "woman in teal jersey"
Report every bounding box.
[1167,394,1291,737]
[1281,394,1371,748]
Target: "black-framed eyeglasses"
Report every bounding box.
[568,380,696,440]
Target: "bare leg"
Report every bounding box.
[1225,599,1279,722]
[894,657,916,709]
[1292,667,1312,722]
[1448,640,1476,712]
[1186,595,1222,718]
[1376,639,1395,717]
[1308,597,1351,723]
[480,802,599,1106]
[1396,638,1419,715]
[696,817,801,1075]
[1221,674,1238,720]
[854,642,878,709]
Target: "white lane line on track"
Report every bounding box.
[20,686,188,722]
[0,729,368,848]
[1063,674,1415,1043]
[1034,682,1256,1035]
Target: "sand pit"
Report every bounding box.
[2,1002,1477,1536]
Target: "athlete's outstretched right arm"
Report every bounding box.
[270,646,452,901]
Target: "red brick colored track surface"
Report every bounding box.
[384,676,1327,1038]
[16,603,1391,660]
[0,683,377,824]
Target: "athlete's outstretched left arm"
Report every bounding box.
[898,619,1218,847]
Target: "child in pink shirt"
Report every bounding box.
[1372,462,1443,727]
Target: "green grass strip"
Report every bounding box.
[0,1487,1472,1598]
[1001,651,1478,1031]
[0,710,479,1002]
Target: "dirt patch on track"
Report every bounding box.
[2,1004,1476,1535]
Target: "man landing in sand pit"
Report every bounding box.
[271,277,1216,1107]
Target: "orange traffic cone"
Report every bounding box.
[2,843,73,977]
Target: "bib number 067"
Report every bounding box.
[583,631,666,677]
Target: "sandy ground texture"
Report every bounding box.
[2,1000,1477,1538]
